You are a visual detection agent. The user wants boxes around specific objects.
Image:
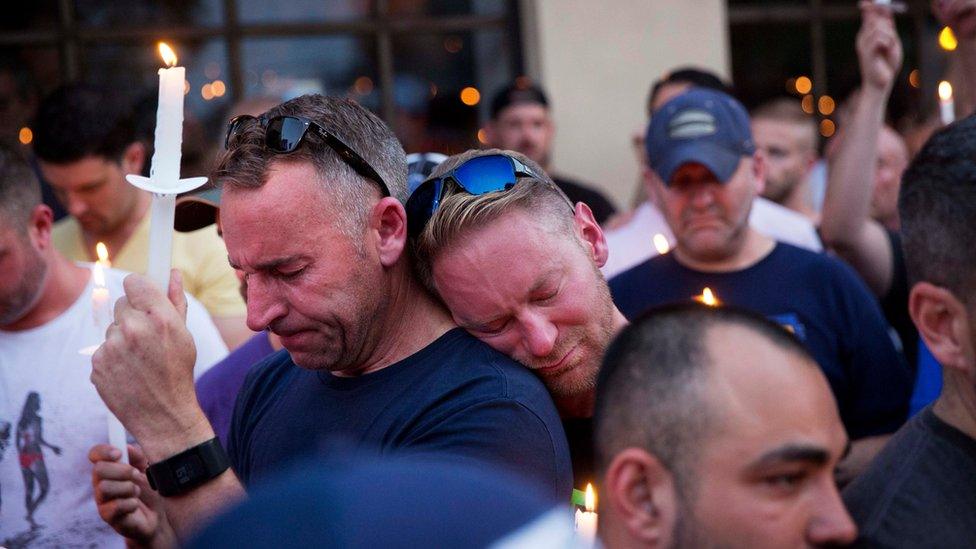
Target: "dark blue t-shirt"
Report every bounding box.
[609,243,912,439]
[228,328,573,501]
[196,331,276,444]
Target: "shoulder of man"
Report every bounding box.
[608,252,681,318]
[843,411,974,547]
[418,329,555,406]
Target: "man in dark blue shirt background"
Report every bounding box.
[609,88,911,482]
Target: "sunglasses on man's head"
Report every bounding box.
[224,114,390,197]
[405,153,563,238]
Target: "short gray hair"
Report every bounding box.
[0,144,41,233]
[212,95,407,236]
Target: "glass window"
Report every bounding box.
[241,35,378,107]
[0,46,58,148]
[392,29,514,153]
[729,22,812,109]
[74,0,223,27]
[237,0,371,24]
[3,2,60,30]
[388,0,509,17]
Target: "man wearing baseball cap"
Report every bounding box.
[608,88,912,481]
[485,82,617,224]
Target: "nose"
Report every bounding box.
[806,482,858,546]
[519,312,558,359]
[64,192,88,217]
[244,275,287,332]
[689,183,716,209]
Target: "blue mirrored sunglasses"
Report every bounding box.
[406,154,554,238]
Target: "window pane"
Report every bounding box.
[241,35,378,108]
[2,2,60,30]
[0,46,59,148]
[238,0,370,24]
[393,30,514,154]
[729,22,812,109]
[388,0,509,17]
[75,0,223,27]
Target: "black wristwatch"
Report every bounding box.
[146,438,230,497]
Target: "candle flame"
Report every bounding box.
[96,242,110,264]
[158,42,178,67]
[939,81,953,101]
[696,287,719,307]
[653,233,670,255]
[584,483,596,512]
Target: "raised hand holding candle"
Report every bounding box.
[574,483,598,545]
[939,81,955,126]
[125,42,207,290]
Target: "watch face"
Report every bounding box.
[175,455,206,486]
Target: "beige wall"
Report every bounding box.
[523,0,730,210]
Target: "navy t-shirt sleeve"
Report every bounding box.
[830,259,912,438]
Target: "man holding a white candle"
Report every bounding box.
[609,88,912,481]
[89,95,571,543]
[0,145,225,546]
[31,84,251,349]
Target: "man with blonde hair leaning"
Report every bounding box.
[409,148,628,486]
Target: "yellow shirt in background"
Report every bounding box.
[52,214,246,319]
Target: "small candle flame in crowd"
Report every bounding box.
[575,482,599,544]
[158,42,178,67]
[653,233,671,255]
[696,287,720,307]
[939,81,955,126]
[585,482,596,512]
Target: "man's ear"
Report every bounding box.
[573,202,610,268]
[643,166,663,206]
[369,196,407,268]
[27,204,54,251]
[909,282,973,372]
[603,448,679,548]
[119,142,147,176]
[751,151,766,195]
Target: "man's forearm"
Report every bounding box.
[136,410,246,541]
[820,87,894,296]
[822,88,886,245]
[161,470,247,541]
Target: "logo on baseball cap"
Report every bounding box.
[645,88,755,185]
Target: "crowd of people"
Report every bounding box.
[1,1,975,547]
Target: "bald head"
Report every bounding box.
[595,304,822,483]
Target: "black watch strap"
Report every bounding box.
[146,437,230,497]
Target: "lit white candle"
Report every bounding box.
[574,483,598,545]
[939,81,955,126]
[126,42,208,290]
[90,243,129,464]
